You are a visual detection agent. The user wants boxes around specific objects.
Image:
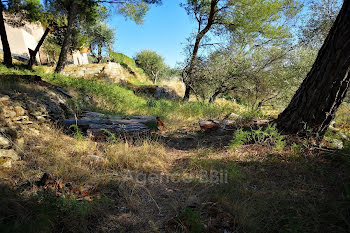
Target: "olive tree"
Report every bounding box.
[135,50,165,83]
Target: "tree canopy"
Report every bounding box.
[135,50,165,83]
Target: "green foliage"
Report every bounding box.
[116,0,162,24]
[69,125,85,141]
[230,124,286,150]
[0,186,110,233]
[118,1,149,24]
[179,208,205,233]
[0,64,230,121]
[184,0,301,104]
[5,0,43,25]
[109,51,136,67]
[230,128,252,148]
[135,50,165,83]
[42,35,61,64]
[109,50,146,75]
[183,0,301,103]
[102,129,119,144]
[86,22,115,61]
[301,0,341,48]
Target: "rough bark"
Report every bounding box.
[63,118,157,128]
[277,0,350,136]
[0,0,12,67]
[208,85,237,103]
[28,25,54,69]
[55,2,77,73]
[63,112,158,138]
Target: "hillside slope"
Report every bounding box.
[0,65,349,233]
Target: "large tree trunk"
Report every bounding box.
[277,0,350,137]
[55,2,77,73]
[27,25,54,69]
[0,0,12,67]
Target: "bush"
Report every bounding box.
[230,124,286,150]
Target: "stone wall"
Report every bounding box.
[62,62,126,83]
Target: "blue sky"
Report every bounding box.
[109,0,195,68]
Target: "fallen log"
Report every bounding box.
[64,112,158,138]
[63,118,157,128]
[199,117,273,133]
[78,111,157,124]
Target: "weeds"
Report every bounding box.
[230,124,286,150]
[178,208,205,233]
[69,125,85,141]
[0,186,111,233]
[1,64,350,233]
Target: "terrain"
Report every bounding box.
[0,64,349,233]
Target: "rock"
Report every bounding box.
[332,139,344,150]
[0,157,12,168]
[154,86,180,100]
[4,111,16,118]
[35,116,47,122]
[0,95,10,102]
[14,138,25,150]
[225,113,241,119]
[0,135,11,149]
[14,106,26,116]
[21,121,34,125]
[13,116,29,122]
[28,128,40,136]
[133,85,181,100]
[0,127,19,139]
[0,149,20,161]
[87,154,107,162]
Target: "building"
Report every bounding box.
[0,19,44,63]
[0,16,89,65]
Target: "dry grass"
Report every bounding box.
[335,103,350,136]
[1,67,349,232]
[160,80,186,98]
[7,126,171,186]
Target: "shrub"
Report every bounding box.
[230,124,286,150]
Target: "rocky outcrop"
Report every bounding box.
[0,75,74,168]
[123,82,182,100]
[62,62,126,83]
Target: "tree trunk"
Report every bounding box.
[183,37,201,101]
[277,0,350,137]
[27,25,53,69]
[209,88,222,103]
[0,1,12,67]
[183,85,191,100]
[97,43,102,63]
[183,0,218,101]
[55,2,77,73]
